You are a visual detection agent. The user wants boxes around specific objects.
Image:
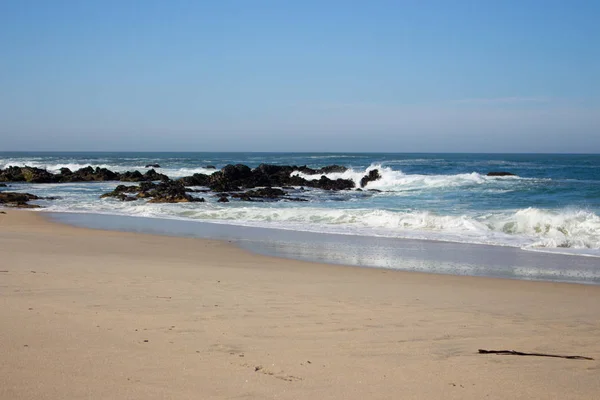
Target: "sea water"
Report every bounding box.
[2,152,599,262]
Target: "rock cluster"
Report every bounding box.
[486,171,516,177]
[0,163,384,205]
[179,163,355,192]
[101,181,204,203]
[0,192,43,208]
[0,166,168,183]
[360,169,382,188]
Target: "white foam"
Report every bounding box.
[483,208,600,250]
[291,163,525,191]
[41,199,600,256]
[0,159,217,178]
[160,167,217,178]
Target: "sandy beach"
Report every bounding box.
[1,211,599,400]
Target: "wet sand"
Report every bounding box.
[1,210,599,399]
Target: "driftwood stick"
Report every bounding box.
[478,349,594,360]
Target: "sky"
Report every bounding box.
[0,0,599,152]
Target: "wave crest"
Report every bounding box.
[291,163,521,191]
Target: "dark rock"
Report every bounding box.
[145,181,205,203]
[207,172,241,192]
[244,188,286,198]
[318,165,348,174]
[100,185,140,199]
[175,163,356,193]
[143,169,169,181]
[207,164,253,191]
[0,183,6,187]
[230,193,257,202]
[119,170,144,182]
[100,181,203,203]
[284,197,309,202]
[117,169,168,182]
[0,192,40,202]
[1,163,357,202]
[360,169,381,188]
[0,192,42,208]
[205,165,216,169]
[94,167,121,181]
[223,164,253,181]
[217,196,229,203]
[487,171,516,177]
[368,189,382,193]
[179,173,210,187]
[309,176,354,191]
[254,164,313,188]
[21,167,56,183]
[145,164,161,168]
[101,193,137,202]
[196,164,255,192]
[115,184,140,194]
[58,166,120,182]
[0,166,25,182]
[231,187,288,201]
[296,165,348,175]
[185,188,210,193]
[355,188,363,191]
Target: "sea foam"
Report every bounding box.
[291,163,524,191]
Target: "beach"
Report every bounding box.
[1,210,600,400]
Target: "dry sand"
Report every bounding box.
[1,210,599,399]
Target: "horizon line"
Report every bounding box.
[1,150,600,155]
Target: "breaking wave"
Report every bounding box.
[291,163,527,191]
[0,159,217,178]
[42,198,600,256]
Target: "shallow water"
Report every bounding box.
[48,212,600,285]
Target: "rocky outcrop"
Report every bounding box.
[0,192,42,208]
[21,167,56,183]
[309,176,354,191]
[0,167,37,182]
[0,166,168,183]
[145,164,161,168]
[194,164,354,192]
[231,187,286,201]
[228,187,310,202]
[360,169,381,188]
[100,185,140,201]
[59,166,121,182]
[148,183,205,203]
[179,173,210,187]
[119,169,169,182]
[101,181,204,203]
[207,164,253,192]
[2,163,357,205]
[296,165,348,175]
[174,164,354,192]
[487,171,516,177]
[0,164,355,192]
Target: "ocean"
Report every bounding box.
[2,151,600,283]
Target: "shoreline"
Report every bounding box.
[2,210,600,399]
[45,210,600,285]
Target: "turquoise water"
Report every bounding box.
[2,152,600,257]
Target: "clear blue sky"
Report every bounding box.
[1,0,598,152]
